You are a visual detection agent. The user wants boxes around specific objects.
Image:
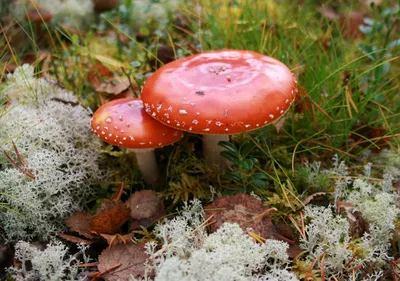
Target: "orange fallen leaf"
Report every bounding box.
[65,211,94,239]
[99,232,135,247]
[88,62,136,104]
[90,199,131,234]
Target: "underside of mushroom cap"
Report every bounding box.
[141,50,297,135]
[90,98,183,149]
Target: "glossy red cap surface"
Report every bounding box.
[141,50,297,135]
[90,98,183,149]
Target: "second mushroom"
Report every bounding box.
[90,97,182,185]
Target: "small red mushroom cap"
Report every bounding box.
[90,98,183,149]
[141,50,297,135]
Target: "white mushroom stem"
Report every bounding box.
[128,148,159,185]
[202,134,230,167]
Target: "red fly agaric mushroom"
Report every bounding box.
[90,97,183,184]
[141,50,297,166]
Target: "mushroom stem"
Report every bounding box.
[202,134,230,167]
[128,148,160,185]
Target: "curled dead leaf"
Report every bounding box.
[204,193,274,238]
[88,62,136,104]
[128,190,161,220]
[294,86,311,113]
[90,199,131,234]
[98,243,150,281]
[59,233,95,245]
[64,211,94,239]
[339,204,369,238]
[99,232,135,248]
[150,45,176,70]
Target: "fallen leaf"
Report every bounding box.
[88,62,136,104]
[302,192,328,206]
[128,190,161,220]
[99,232,135,247]
[340,11,369,39]
[340,205,369,238]
[294,86,311,113]
[4,63,17,74]
[87,62,114,91]
[96,76,131,95]
[98,243,150,281]
[204,193,275,238]
[65,211,94,239]
[129,198,164,230]
[22,51,50,66]
[287,243,303,259]
[90,199,131,234]
[273,117,286,133]
[0,244,14,275]
[150,45,176,70]
[350,124,390,152]
[273,224,295,241]
[59,233,95,245]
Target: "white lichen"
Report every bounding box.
[8,240,89,281]
[0,65,106,240]
[137,200,297,281]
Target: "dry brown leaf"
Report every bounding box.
[90,199,131,234]
[99,232,135,247]
[128,190,161,220]
[87,62,114,91]
[294,86,311,113]
[302,192,328,206]
[350,124,390,152]
[150,45,176,70]
[273,117,286,133]
[340,205,369,238]
[340,12,369,39]
[287,243,303,259]
[204,193,274,239]
[64,211,94,239]
[0,244,13,272]
[95,76,131,95]
[129,198,165,230]
[59,233,95,245]
[98,243,150,281]
[87,62,136,104]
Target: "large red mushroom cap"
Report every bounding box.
[90,98,183,149]
[141,50,296,135]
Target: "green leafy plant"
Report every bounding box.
[219,140,268,192]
